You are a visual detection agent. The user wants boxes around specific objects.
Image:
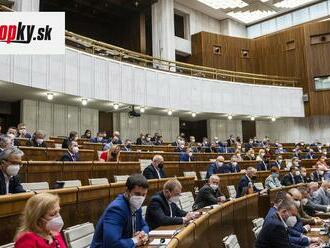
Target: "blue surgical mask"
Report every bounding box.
[272,173,279,178]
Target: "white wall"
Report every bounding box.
[248,0,330,38]
[13,0,40,11]
[256,116,330,144]
[21,99,99,137]
[115,112,179,143]
[207,119,242,141]
[220,19,247,38]
[0,47,305,118]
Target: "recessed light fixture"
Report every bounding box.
[250,116,255,121]
[228,115,233,120]
[113,103,119,110]
[271,116,276,122]
[228,9,276,24]
[140,107,145,113]
[47,93,54,100]
[168,110,173,116]
[197,0,248,9]
[274,0,315,9]
[81,98,88,106]
[192,112,196,118]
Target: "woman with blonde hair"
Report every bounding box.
[99,144,121,162]
[15,193,67,248]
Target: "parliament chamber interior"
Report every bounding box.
[0,0,330,247]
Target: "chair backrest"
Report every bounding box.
[179,191,194,212]
[88,178,109,185]
[21,182,49,191]
[252,218,264,228]
[0,243,14,248]
[199,171,207,180]
[63,222,95,248]
[223,234,240,248]
[57,180,82,188]
[252,226,262,239]
[114,175,129,183]
[254,182,264,191]
[227,185,237,199]
[142,206,147,219]
[139,159,152,172]
[209,159,216,162]
[183,171,197,180]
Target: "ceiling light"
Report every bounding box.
[271,116,276,122]
[47,93,54,100]
[228,115,233,120]
[140,107,145,113]
[228,9,276,24]
[168,110,173,116]
[250,116,255,121]
[197,0,248,9]
[274,0,315,9]
[113,103,119,110]
[192,112,196,118]
[81,98,88,106]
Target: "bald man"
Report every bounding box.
[303,182,330,216]
[206,156,232,179]
[142,155,166,179]
[311,181,330,206]
[237,167,267,197]
[193,175,226,210]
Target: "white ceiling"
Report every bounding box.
[0,80,279,122]
[175,0,323,24]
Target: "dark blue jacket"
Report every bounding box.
[91,194,149,248]
[229,163,241,173]
[257,161,269,171]
[206,163,232,179]
[179,152,195,162]
[237,175,259,198]
[142,164,166,180]
[90,137,108,143]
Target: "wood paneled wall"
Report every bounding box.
[189,20,330,116]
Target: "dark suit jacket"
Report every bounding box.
[28,139,47,148]
[142,164,165,179]
[255,212,290,248]
[228,163,241,173]
[145,191,187,230]
[206,163,232,179]
[257,161,269,171]
[271,161,285,170]
[179,152,195,162]
[295,175,310,184]
[60,151,80,161]
[281,173,297,186]
[237,175,259,198]
[0,171,25,195]
[91,194,149,248]
[311,171,324,182]
[192,184,223,210]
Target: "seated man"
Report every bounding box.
[91,174,149,248]
[179,147,195,162]
[311,181,330,206]
[0,135,12,152]
[281,166,299,186]
[192,175,226,210]
[228,156,241,173]
[28,130,47,148]
[265,166,282,189]
[91,132,108,144]
[305,148,316,159]
[270,155,285,170]
[17,123,32,139]
[243,148,256,160]
[303,182,330,216]
[121,139,132,152]
[145,179,199,230]
[7,127,19,146]
[274,144,287,154]
[0,147,25,195]
[256,199,295,248]
[237,167,266,198]
[111,131,122,145]
[60,140,80,161]
[256,157,270,171]
[62,131,78,149]
[295,167,310,183]
[206,156,231,179]
[310,164,325,182]
[142,155,166,179]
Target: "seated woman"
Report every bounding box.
[265,166,282,189]
[14,193,67,248]
[99,145,121,162]
[28,130,47,148]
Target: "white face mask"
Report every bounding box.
[36,139,44,145]
[319,170,324,176]
[301,172,307,177]
[7,133,15,139]
[232,162,238,166]
[129,195,145,212]
[295,171,300,176]
[210,184,218,191]
[169,195,180,204]
[294,200,301,208]
[217,162,223,167]
[301,198,308,206]
[6,164,20,176]
[286,216,297,227]
[278,160,283,163]
[46,215,64,233]
[293,162,299,166]
[72,147,79,154]
[188,152,193,157]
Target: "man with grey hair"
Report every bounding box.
[0,147,25,195]
[142,155,166,179]
[237,167,267,197]
[0,135,13,152]
[193,175,226,210]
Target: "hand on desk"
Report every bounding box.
[218,196,226,203]
[183,211,201,223]
[304,224,311,232]
[259,189,268,195]
[313,217,323,225]
[134,231,148,246]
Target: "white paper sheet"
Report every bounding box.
[149,230,177,236]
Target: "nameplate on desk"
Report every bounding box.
[149,239,171,246]
[149,230,177,236]
[311,227,322,232]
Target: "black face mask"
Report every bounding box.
[251,176,257,181]
[126,144,132,148]
[158,163,164,169]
